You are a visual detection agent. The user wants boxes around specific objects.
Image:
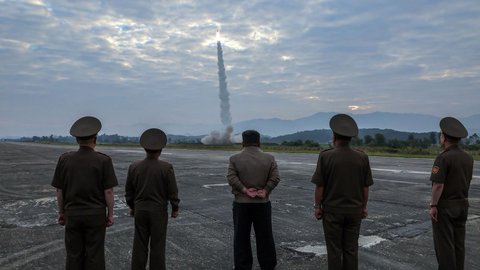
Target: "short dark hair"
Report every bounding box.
[145,149,162,155]
[333,132,352,142]
[442,132,461,143]
[76,135,96,144]
[242,130,260,145]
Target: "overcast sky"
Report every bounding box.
[1,0,479,136]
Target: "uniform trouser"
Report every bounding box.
[65,214,107,270]
[432,206,468,270]
[322,212,362,270]
[233,202,277,270]
[131,209,168,270]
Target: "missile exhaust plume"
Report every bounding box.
[202,29,235,145]
[217,31,231,127]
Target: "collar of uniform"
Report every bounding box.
[445,144,460,151]
[78,146,94,152]
[334,144,351,149]
[243,146,261,152]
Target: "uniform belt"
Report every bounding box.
[438,199,469,208]
[134,201,168,211]
[65,208,106,216]
[323,205,363,214]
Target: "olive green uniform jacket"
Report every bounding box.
[51,146,118,270]
[52,146,118,215]
[311,145,373,213]
[125,157,180,211]
[430,145,474,270]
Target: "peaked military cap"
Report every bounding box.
[140,128,167,150]
[440,117,468,138]
[70,116,102,138]
[329,114,359,137]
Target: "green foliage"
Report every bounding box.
[18,134,138,144]
[374,133,386,146]
[281,139,304,146]
[361,133,434,148]
[464,133,480,145]
[364,135,373,145]
[281,139,320,147]
[429,132,438,144]
[351,137,363,146]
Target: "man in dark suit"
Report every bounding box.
[227,130,281,270]
[430,117,473,270]
[311,114,373,270]
[52,116,118,270]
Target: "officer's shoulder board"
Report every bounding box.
[438,148,451,156]
[96,151,112,159]
[353,148,366,154]
[158,159,173,167]
[60,151,75,159]
[320,147,334,153]
[58,152,75,162]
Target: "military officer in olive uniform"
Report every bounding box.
[311,114,373,270]
[125,128,180,270]
[52,116,118,270]
[227,130,280,270]
[429,117,473,270]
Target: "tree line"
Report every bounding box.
[282,132,480,149]
[10,132,480,150]
[16,134,139,144]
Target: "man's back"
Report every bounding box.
[52,146,117,214]
[315,146,373,211]
[51,115,118,270]
[227,146,280,203]
[227,130,279,270]
[230,147,276,186]
[125,158,179,211]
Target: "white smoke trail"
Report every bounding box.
[217,40,232,126]
[202,32,235,145]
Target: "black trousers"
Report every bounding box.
[65,214,106,270]
[432,207,468,270]
[322,212,362,270]
[233,201,277,270]
[131,209,168,270]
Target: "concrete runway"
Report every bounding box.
[0,142,479,269]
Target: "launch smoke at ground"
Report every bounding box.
[201,126,234,145]
[202,37,235,145]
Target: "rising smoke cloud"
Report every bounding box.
[202,36,235,145]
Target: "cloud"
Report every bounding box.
[0,0,479,136]
[349,105,372,111]
[419,67,480,81]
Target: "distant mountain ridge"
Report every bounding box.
[234,112,480,136]
[3,112,478,139]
